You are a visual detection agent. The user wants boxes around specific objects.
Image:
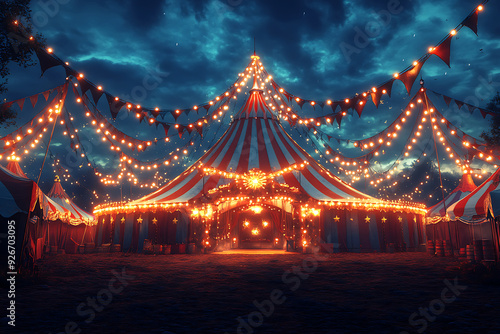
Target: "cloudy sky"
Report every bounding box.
[2,0,500,209]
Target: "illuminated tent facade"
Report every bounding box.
[43,177,95,253]
[94,56,427,253]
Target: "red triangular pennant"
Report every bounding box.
[371,90,382,108]
[90,85,104,104]
[30,94,39,108]
[105,94,125,119]
[380,79,395,97]
[398,59,425,94]
[432,35,452,67]
[42,90,50,101]
[466,104,476,113]
[335,114,342,128]
[354,99,366,117]
[480,109,487,118]
[455,100,464,109]
[77,78,92,95]
[16,99,25,111]
[443,95,452,106]
[162,124,170,137]
[462,10,479,35]
[35,48,63,75]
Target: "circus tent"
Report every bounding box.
[4,161,95,254]
[0,163,44,269]
[448,167,500,221]
[427,173,476,221]
[93,55,427,254]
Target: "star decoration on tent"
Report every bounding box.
[120,217,125,224]
[334,216,340,222]
[152,217,158,225]
[173,218,178,224]
[414,216,417,223]
[381,217,387,223]
[398,217,403,222]
[137,216,143,224]
[110,217,114,224]
[242,169,267,190]
[102,218,106,224]
[365,216,370,223]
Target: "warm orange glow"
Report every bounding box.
[249,205,264,214]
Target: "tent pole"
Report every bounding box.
[423,84,453,256]
[37,113,59,185]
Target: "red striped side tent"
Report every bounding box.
[94,54,427,254]
[45,176,95,224]
[448,167,500,222]
[1,163,44,268]
[427,173,476,221]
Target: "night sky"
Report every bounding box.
[2,0,500,211]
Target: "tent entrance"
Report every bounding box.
[238,210,275,249]
[217,204,291,250]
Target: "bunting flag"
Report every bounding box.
[462,9,479,35]
[432,35,452,67]
[398,59,426,94]
[35,48,63,75]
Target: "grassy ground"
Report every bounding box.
[4,251,500,334]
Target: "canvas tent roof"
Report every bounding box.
[4,162,94,224]
[45,177,94,224]
[448,167,500,221]
[0,164,41,217]
[427,173,476,218]
[133,84,375,205]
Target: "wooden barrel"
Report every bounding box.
[459,248,466,259]
[187,243,196,254]
[178,244,186,254]
[435,240,445,257]
[50,245,58,254]
[427,240,435,256]
[474,240,483,262]
[466,245,474,261]
[482,239,495,261]
[163,244,171,255]
[110,244,121,253]
[443,240,453,257]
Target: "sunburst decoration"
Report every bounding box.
[242,169,267,190]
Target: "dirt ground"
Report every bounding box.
[4,251,500,334]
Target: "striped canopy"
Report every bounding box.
[0,164,41,217]
[427,173,476,218]
[134,88,373,205]
[44,179,94,225]
[448,167,500,221]
[5,161,94,224]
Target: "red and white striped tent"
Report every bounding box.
[94,55,426,253]
[1,163,44,266]
[448,167,500,222]
[133,88,371,205]
[45,177,94,224]
[427,173,476,221]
